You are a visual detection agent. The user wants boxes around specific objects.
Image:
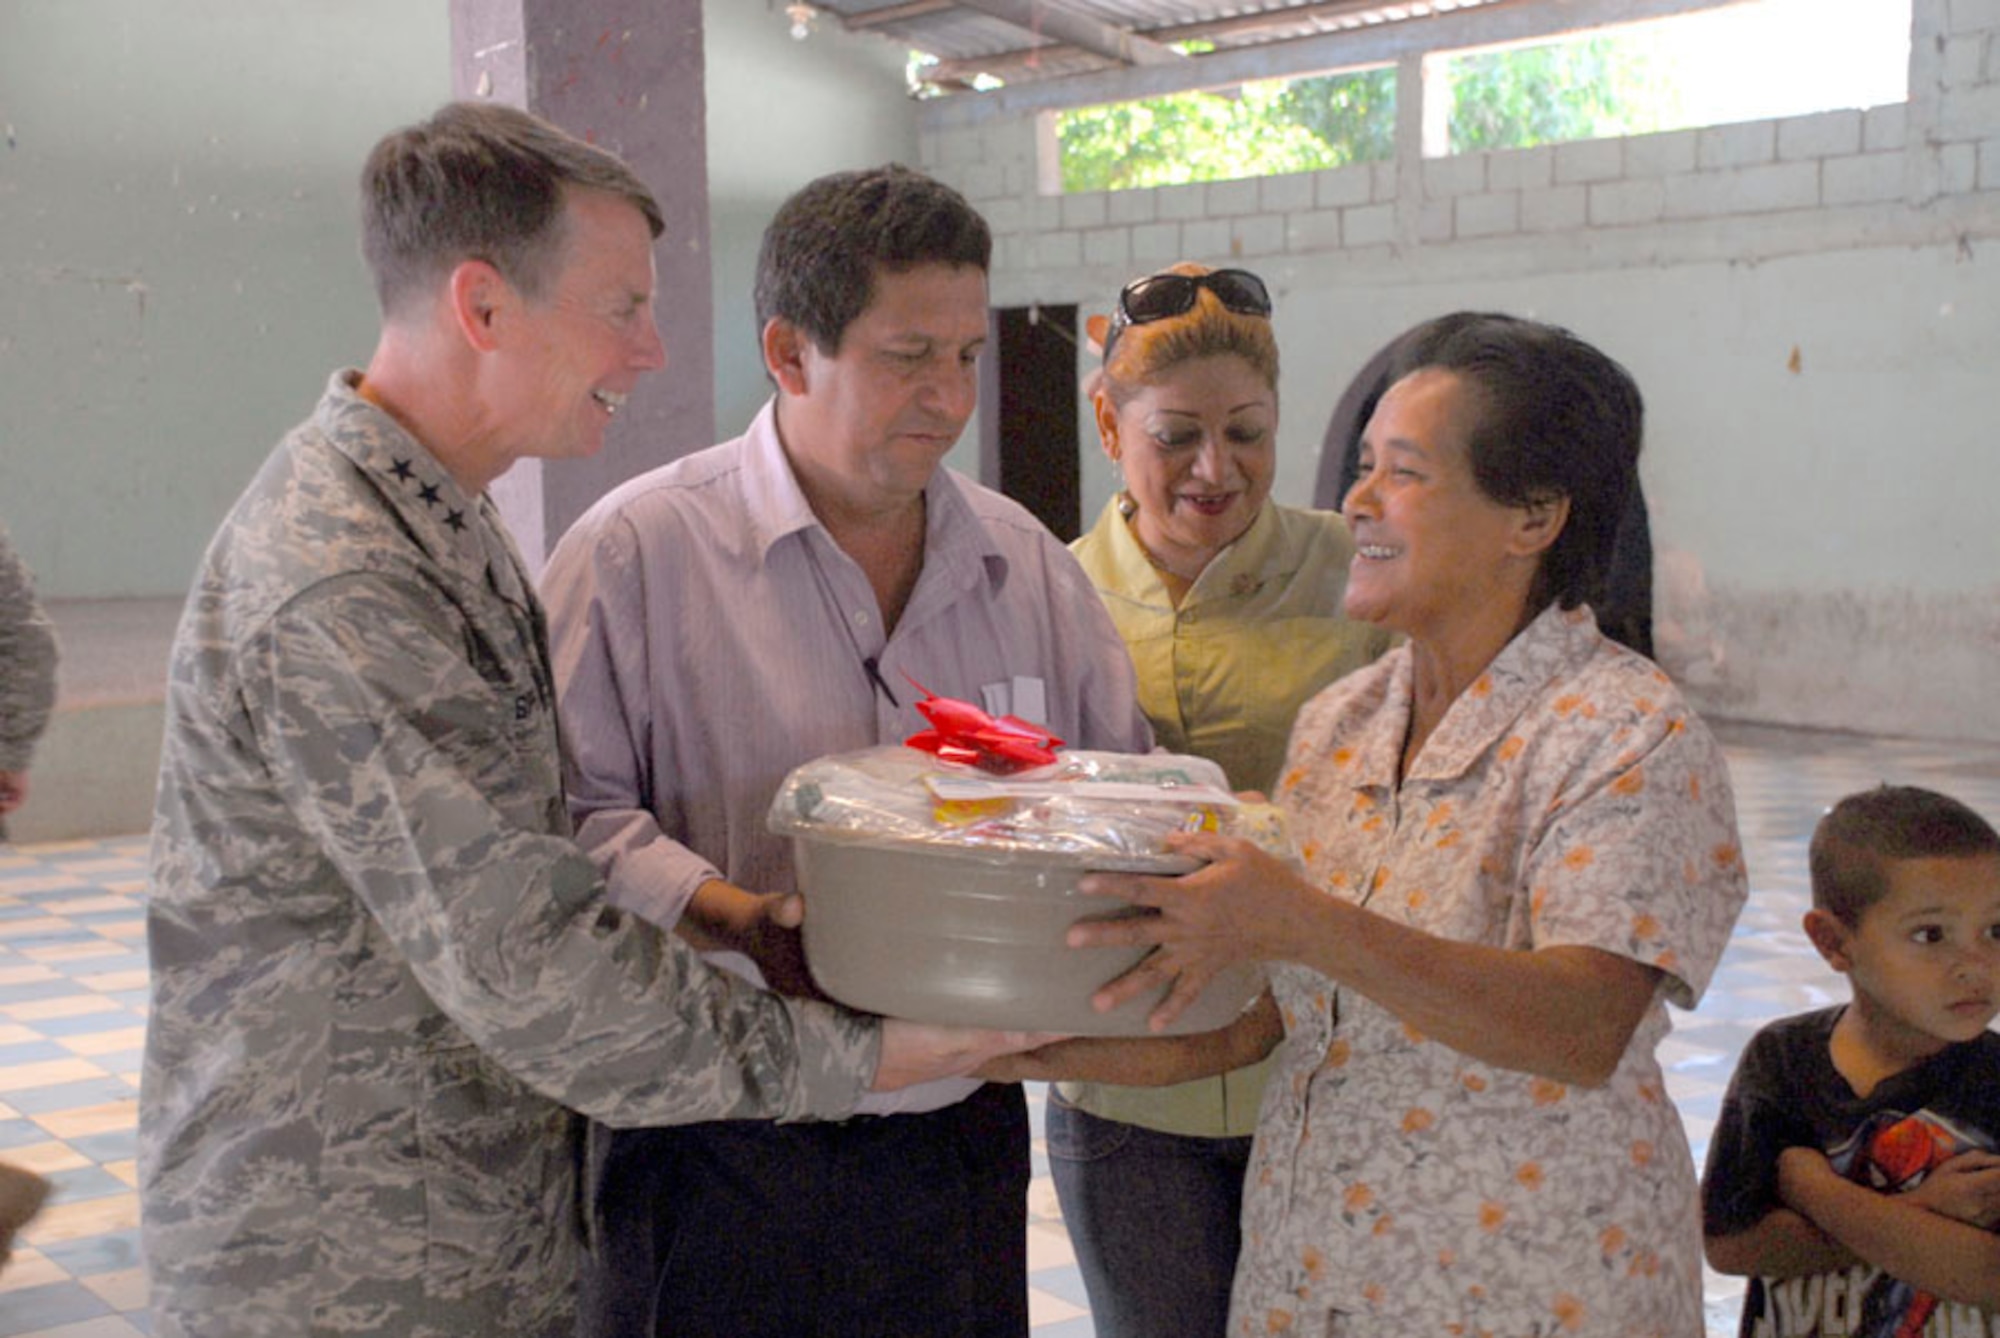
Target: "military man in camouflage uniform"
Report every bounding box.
[0,525,59,1264]
[141,102,1031,1338]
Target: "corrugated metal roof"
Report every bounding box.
[795,0,1517,92]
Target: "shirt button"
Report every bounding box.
[851,611,870,627]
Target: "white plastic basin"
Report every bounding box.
[794,834,1262,1037]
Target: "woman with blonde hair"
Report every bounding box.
[1051,264,1391,1336]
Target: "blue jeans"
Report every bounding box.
[1045,1092,1251,1338]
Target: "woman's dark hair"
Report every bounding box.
[753,164,991,355]
[1390,312,1643,614]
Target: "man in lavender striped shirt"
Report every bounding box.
[541,165,1151,1337]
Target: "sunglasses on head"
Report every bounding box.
[1102,268,1273,362]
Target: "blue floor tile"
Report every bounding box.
[0,1118,50,1150]
[3,1077,137,1114]
[35,1226,143,1278]
[44,1163,132,1202]
[1031,1318,1099,1338]
[25,1010,149,1037]
[0,979,92,1005]
[46,952,150,976]
[1032,1262,1093,1307]
[66,1128,139,1163]
[0,1282,113,1337]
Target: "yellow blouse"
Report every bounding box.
[1064,496,1393,1137]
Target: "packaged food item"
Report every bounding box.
[768,744,1294,868]
[768,744,1288,1035]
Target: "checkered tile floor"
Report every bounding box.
[0,836,149,1337]
[4,721,2000,1337]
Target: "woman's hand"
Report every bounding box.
[1069,830,1320,1031]
[1076,826,1660,1082]
[977,991,1283,1084]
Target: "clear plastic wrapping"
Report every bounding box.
[767,744,1294,870]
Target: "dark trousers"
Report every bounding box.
[1045,1092,1251,1338]
[578,1081,1030,1338]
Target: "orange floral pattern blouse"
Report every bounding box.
[1233,605,1747,1338]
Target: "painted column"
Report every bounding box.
[449,0,714,571]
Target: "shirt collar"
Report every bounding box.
[737,397,1007,597]
[1088,494,1165,601]
[1087,494,1279,607]
[739,399,824,558]
[1350,603,1604,787]
[1192,499,1281,602]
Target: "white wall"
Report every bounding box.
[0,1,452,599]
[915,0,2000,743]
[0,2,939,597]
[702,2,937,443]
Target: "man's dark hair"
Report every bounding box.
[360,101,664,319]
[753,164,990,354]
[1810,785,2000,926]
[1390,312,1643,615]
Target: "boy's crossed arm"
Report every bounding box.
[1705,1147,2000,1310]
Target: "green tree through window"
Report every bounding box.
[1444,38,1681,153]
[1045,0,1907,194]
[1053,37,1672,193]
[1057,68,1395,193]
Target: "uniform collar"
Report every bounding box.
[317,370,532,606]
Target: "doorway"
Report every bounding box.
[982,304,1080,541]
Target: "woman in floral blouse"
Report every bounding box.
[1009,312,1748,1337]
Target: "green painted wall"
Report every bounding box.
[0,1,452,598]
[0,2,975,600]
[701,1,923,442]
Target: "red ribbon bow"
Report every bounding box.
[902,676,1064,773]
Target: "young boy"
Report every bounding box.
[1703,784,2000,1337]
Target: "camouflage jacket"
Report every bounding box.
[141,372,879,1337]
[0,525,59,774]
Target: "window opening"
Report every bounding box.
[1045,0,1912,191]
[1429,0,1912,156]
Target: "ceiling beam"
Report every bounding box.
[920,0,1755,124]
[840,0,954,28]
[925,47,1098,87]
[952,0,1187,67]
[1151,0,1499,45]
[919,0,1449,88]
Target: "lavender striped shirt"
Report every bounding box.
[543,398,1151,934]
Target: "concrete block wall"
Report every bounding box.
[924,97,1989,300]
[916,0,2000,744]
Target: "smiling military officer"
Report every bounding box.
[140,102,1035,1338]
